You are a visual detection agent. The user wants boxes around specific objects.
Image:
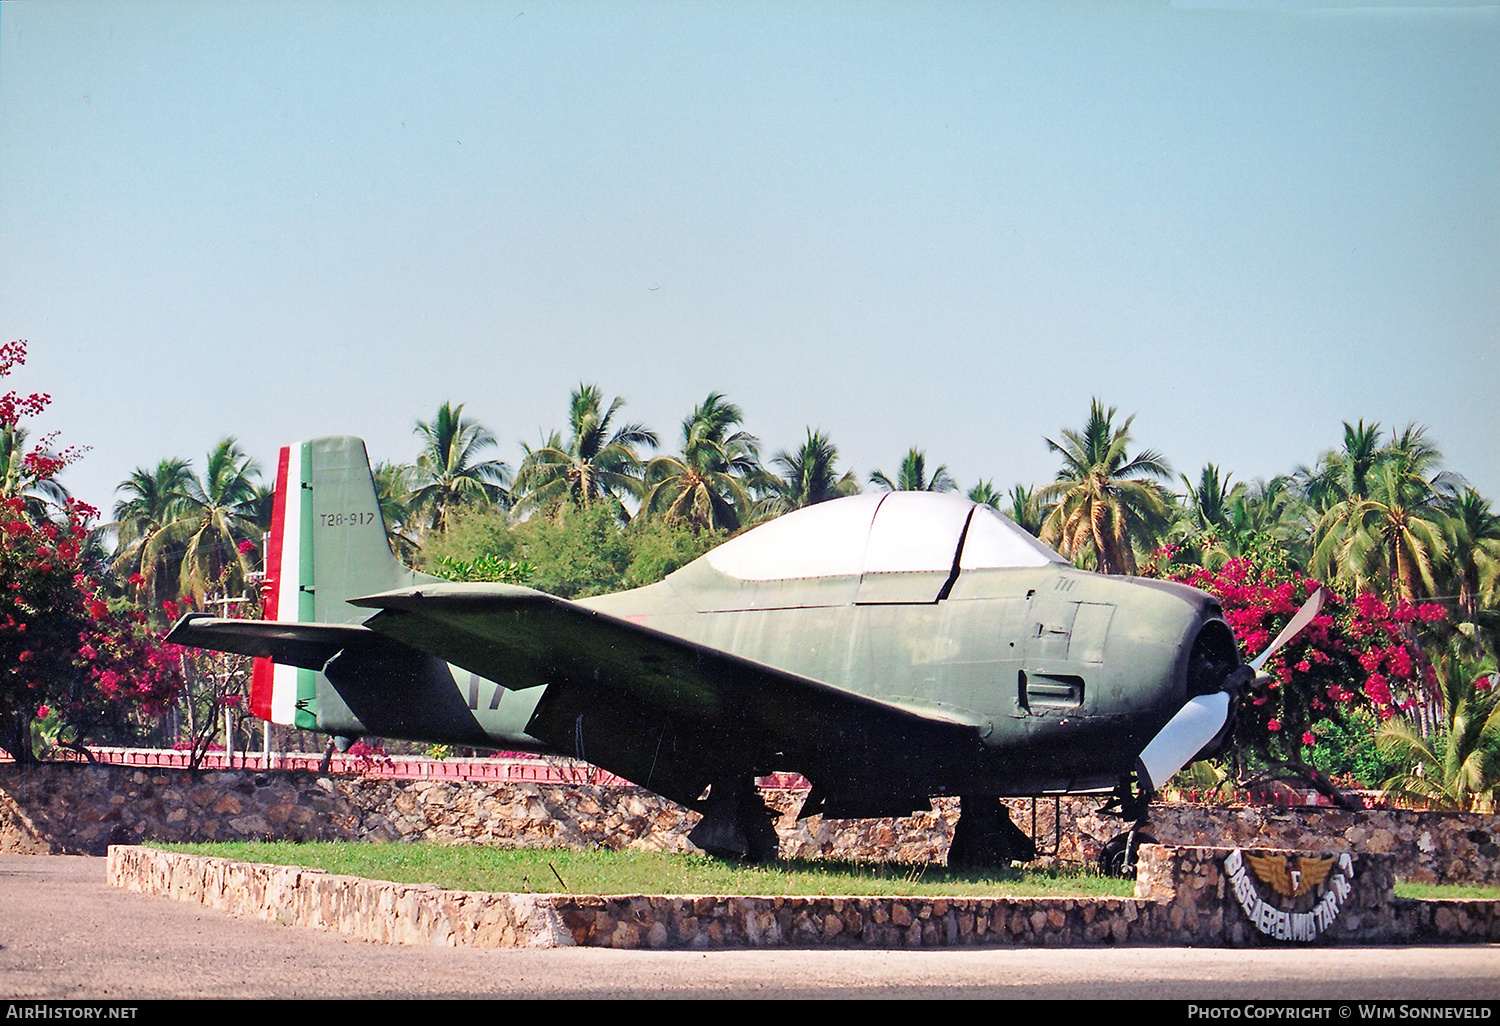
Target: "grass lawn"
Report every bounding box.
[152,841,1500,901]
[152,841,1138,898]
[1393,881,1500,900]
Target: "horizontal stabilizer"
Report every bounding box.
[166,613,373,670]
[165,612,497,746]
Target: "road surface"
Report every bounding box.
[2,854,1498,1000]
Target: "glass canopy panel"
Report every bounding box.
[860,492,974,574]
[705,494,882,581]
[958,506,1068,569]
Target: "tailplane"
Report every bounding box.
[252,436,434,727]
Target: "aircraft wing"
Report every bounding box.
[350,583,991,813]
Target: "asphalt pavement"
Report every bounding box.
[2,854,1499,1000]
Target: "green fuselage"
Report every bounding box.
[425,557,1230,801]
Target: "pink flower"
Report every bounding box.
[1267,719,1281,731]
[1302,732,1316,745]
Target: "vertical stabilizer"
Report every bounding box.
[250,436,433,727]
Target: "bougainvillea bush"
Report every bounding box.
[1144,546,1446,775]
[0,341,183,761]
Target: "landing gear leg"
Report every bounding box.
[1099,766,1156,878]
[947,796,1037,869]
[688,776,780,861]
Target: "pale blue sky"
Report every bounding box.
[2,0,1496,518]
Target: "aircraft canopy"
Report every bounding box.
[705,492,1066,582]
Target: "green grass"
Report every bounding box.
[151,842,1500,902]
[151,841,1137,899]
[1394,881,1500,900]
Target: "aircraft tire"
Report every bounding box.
[1098,830,1156,878]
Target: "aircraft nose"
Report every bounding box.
[1108,579,1245,794]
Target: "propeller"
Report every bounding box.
[1248,586,1324,672]
[1135,588,1325,796]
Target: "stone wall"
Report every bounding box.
[106,844,1500,949]
[5,762,1499,886]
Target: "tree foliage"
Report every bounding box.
[643,393,766,532]
[0,341,182,761]
[1039,399,1172,575]
[756,428,859,519]
[410,401,511,533]
[1145,549,1448,769]
[514,384,656,517]
[870,447,956,493]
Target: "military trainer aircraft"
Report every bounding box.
[169,436,1319,868]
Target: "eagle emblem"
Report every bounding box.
[1244,853,1338,898]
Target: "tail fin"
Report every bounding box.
[251,436,433,727]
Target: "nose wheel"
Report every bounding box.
[1098,826,1156,878]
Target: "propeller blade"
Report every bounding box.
[1136,691,1232,794]
[1248,587,1324,672]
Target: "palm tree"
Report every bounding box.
[1379,643,1500,811]
[1335,462,1451,605]
[1179,465,1241,537]
[514,384,657,517]
[1226,475,1311,567]
[1038,400,1172,575]
[176,438,264,602]
[409,402,512,533]
[642,393,766,532]
[969,479,1047,537]
[1006,484,1045,537]
[755,428,859,519]
[966,480,1003,510]
[1444,489,1500,633]
[1172,464,1247,568]
[372,461,422,565]
[870,448,956,493]
[1299,420,1385,516]
[0,423,71,521]
[109,458,195,607]
[1311,424,1456,605]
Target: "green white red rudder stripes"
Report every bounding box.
[251,443,316,728]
